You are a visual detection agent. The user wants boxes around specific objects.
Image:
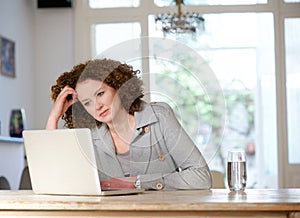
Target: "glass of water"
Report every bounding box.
[227,150,247,191]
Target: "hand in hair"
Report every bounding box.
[46,86,78,129]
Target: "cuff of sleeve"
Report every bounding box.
[139,173,165,190]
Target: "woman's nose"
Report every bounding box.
[95,99,103,110]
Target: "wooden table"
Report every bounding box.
[0,189,300,217]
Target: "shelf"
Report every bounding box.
[0,136,24,143]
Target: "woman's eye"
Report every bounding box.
[97,91,104,97]
[83,101,90,107]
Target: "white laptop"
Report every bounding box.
[22,128,144,196]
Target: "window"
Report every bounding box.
[75,0,300,188]
[89,0,140,8]
[92,22,142,70]
[285,18,300,164]
[154,0,267,7]
[149,12,277,188]
[284,0,300,3]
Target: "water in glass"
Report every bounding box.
[227,151,247,191]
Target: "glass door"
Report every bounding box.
[148,12,278,188]
[283,17,300,187]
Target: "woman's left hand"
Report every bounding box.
[100,176,136,189]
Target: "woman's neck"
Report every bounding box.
[107,109,135,153]
[107,107,134,133]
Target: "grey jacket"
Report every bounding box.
[91,102,212,190]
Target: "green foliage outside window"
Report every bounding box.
[153,57,254,172]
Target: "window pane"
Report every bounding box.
[284,0,300,3]
[154,0,267,7]
[89,0,140,8]
[93,23,141,69]
[151,13,259,47]
[149,13,277,188]
[285,18,300,164]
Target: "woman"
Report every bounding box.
[46,58,212,190]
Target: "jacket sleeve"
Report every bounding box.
[139,103,212,190]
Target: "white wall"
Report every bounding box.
[34,4,74,129]
[0,0,74,135]
[0,0,35,135]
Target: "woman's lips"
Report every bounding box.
[100,109,109,117]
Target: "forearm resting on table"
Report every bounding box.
[100,177,137,189]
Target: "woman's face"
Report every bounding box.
[75,79,123,124]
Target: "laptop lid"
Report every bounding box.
[23,128,144,196]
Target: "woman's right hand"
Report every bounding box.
[46,86,78,129]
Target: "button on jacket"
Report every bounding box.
[91,102,212,190]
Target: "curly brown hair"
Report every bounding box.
[50,59,144,129]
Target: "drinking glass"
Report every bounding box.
[227,150,247,191]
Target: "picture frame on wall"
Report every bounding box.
[9,109,26,138]
[0,35,15,78]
